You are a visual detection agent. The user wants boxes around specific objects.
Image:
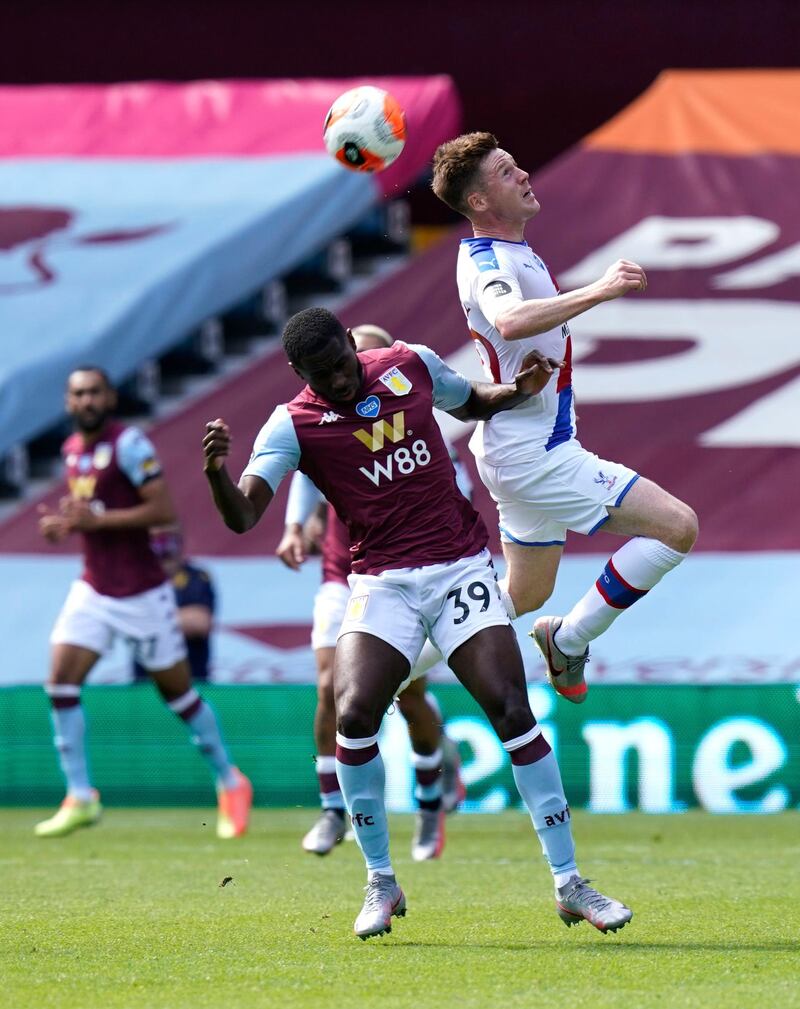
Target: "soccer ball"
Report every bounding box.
[323,86,406,172]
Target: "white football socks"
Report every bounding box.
[556,537,687,656]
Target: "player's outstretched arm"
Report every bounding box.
[203,419,273,533]
[495,259,647,341]
[449,350,563,421]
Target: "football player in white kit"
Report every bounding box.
[432,132,698,703]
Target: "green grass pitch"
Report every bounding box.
[2,808,799,1009]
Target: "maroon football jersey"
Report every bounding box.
[286,344,487,575]
[61,421,166,597]
[321,504,351,586]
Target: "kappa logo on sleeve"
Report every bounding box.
[378,368,412,396]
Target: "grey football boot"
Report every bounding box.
[441,735,466,813]
[531,616,589,703]
[354,874,407,939]
[301,809,346,855]
[411,807,446,861]
[555,875,632,933]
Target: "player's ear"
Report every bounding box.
[288,361,304,380]
[466,188,486,214]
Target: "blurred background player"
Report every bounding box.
[276,324,465,861]
[134,522,216,683]
[35,366,251,839]
[432,132,698,703]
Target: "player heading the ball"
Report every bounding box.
[203,307,632,940]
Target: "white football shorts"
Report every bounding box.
[50,578,188,671]
[476,439,639,546]
[338,548,510,678]
[311,580,350,651]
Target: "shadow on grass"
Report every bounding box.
[382,940,799,953]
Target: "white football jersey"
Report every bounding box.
[456,237,575,466]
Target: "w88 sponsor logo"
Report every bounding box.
[358,439,431,486]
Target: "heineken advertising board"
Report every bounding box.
[1,684,798,813]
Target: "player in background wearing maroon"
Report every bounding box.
[35,366,251,839]
[204,308,633,940]
[277,323,465,861]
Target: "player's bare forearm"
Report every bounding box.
[58,482,175,532]
[202,417,272,533]
[91,500,175,530]
[449,349,562,421]
[495,260,647,341]
[495,285,604,341]
[454,382,529,420]
[178,605,213,638]
[276,523,306,571]
[205,466,266,534]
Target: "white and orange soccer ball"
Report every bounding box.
[323,85,406,172]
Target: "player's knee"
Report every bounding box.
[395,690,421,721]
[514,585,552,616]
[316,650,336,708]
[487,697,535,742]
[667,503,699,553]
[317,671,335,708]
[336,706,379,741]
[504,571,555,617]
[48,664,85,687]
[334,686,380,740]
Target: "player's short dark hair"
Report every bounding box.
[431,131,499,216]
[282,308,347,364]
[68,365,113,390]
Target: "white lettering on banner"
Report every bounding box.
[701,374,800,447]
[692,718,789,813]
[570,300,800,401]
[713,241,800,289]
[184,81,233,120]
[106,83,154,117]
[439,303,800,447]
[443,718,507,812]
[559,216,779,287]
[582,719,681,813]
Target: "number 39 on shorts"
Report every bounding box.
[446,580,494,625]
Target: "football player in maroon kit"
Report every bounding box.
[277,324,467,862]
[36,366,251,839]
[204,307,633,940]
